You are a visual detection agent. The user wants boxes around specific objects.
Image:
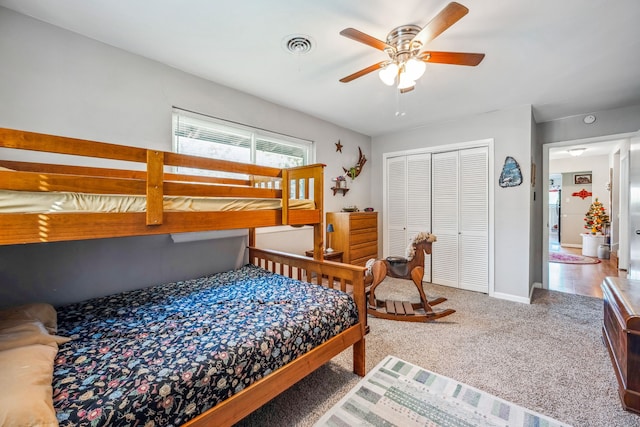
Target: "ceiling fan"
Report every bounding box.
[339,2,485,93]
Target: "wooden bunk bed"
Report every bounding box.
[0,128,367,426]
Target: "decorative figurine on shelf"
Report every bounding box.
[584,198,610,235]
[334,175,347,189]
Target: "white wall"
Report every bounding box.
[372,104,534,302]
[550,155,610,246]
[549,155,610,202]
[0,8,372,307]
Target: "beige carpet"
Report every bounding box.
[237,279,640,427]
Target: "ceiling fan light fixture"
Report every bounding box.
[404,57,426,81]
[397,71,415,90]
[379,63,398,86]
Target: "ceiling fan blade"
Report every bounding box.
[340,28,392,51]
[413,2,469,47]
[420,51,485,66]
[339,62,387,83]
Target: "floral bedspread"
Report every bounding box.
[52,264,359,426]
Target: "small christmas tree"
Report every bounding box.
[584,198,610,235]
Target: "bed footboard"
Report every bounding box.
[182,247,367,427]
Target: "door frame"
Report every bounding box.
[541,131,635,289]
[382,138,495,296]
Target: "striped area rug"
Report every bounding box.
[315,355,572,427]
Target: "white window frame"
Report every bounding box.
[170,108,315,242]
[172,108,314,173]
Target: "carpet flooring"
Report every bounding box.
[236,279,640,427]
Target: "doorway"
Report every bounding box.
[542,134,632,292]
[549,174,561,248]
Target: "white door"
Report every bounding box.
[629,133,640,279]
[407,153,432,280]
[459,147,489,292]
[385,153,433,280]
[386,156,408,257]
[431,151,459,287]
[431,147,489,292]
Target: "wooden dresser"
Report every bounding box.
[602,276,640,413]
[326,212,378,266]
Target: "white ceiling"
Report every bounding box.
[2,0,640,137]
[549,139,623,160]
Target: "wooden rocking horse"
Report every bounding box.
[367,232,455,322]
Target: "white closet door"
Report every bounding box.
[431,151,459,287]
[386,156,407,258]
[406,153,432,280]
[459,147,489,292]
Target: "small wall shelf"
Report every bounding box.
[331,187,349,196]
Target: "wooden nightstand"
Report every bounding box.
[305,250,344,263]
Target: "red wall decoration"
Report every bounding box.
[572,188,592,200]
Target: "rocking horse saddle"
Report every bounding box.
[386,256,409,277]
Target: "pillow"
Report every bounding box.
[0,320,70,352]
[0,303,59,334]
[0,344,60,426]
[0,166,15,171]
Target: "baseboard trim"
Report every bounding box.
[492,291,531,305]
[561,243,581,249]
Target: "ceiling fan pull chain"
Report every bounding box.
[395,89,406,117]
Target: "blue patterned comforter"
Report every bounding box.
[52,264,359,426]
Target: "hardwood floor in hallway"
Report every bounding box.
[548,245,625,299]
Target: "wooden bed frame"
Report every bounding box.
[0,127,367,426]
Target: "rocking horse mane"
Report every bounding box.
[405,232,437,260]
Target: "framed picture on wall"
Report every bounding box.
[574,173,592,185]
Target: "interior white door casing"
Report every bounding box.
[382,138,494,296]
[541,131,636,290]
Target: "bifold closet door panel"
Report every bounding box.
[459,147,489,292]
[406,153,432,280]
[431,151,459,287]
[386,156,407,257]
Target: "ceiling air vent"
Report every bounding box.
[283,34,314,55]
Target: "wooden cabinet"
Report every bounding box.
[326,212,378,266]
[602,276,640,413]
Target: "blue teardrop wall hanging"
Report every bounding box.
[499,156,523,187]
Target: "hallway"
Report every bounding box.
[548,245,625,299]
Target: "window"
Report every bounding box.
[172,108,312,178]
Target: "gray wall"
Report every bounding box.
[0,8,371,308]
[530,111,543,287]
[372,104,534,301]
[538,104,640,144]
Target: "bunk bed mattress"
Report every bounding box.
[52,264,358,426]
[0,189,314,213]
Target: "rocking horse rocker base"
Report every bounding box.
[366,233,455,322]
